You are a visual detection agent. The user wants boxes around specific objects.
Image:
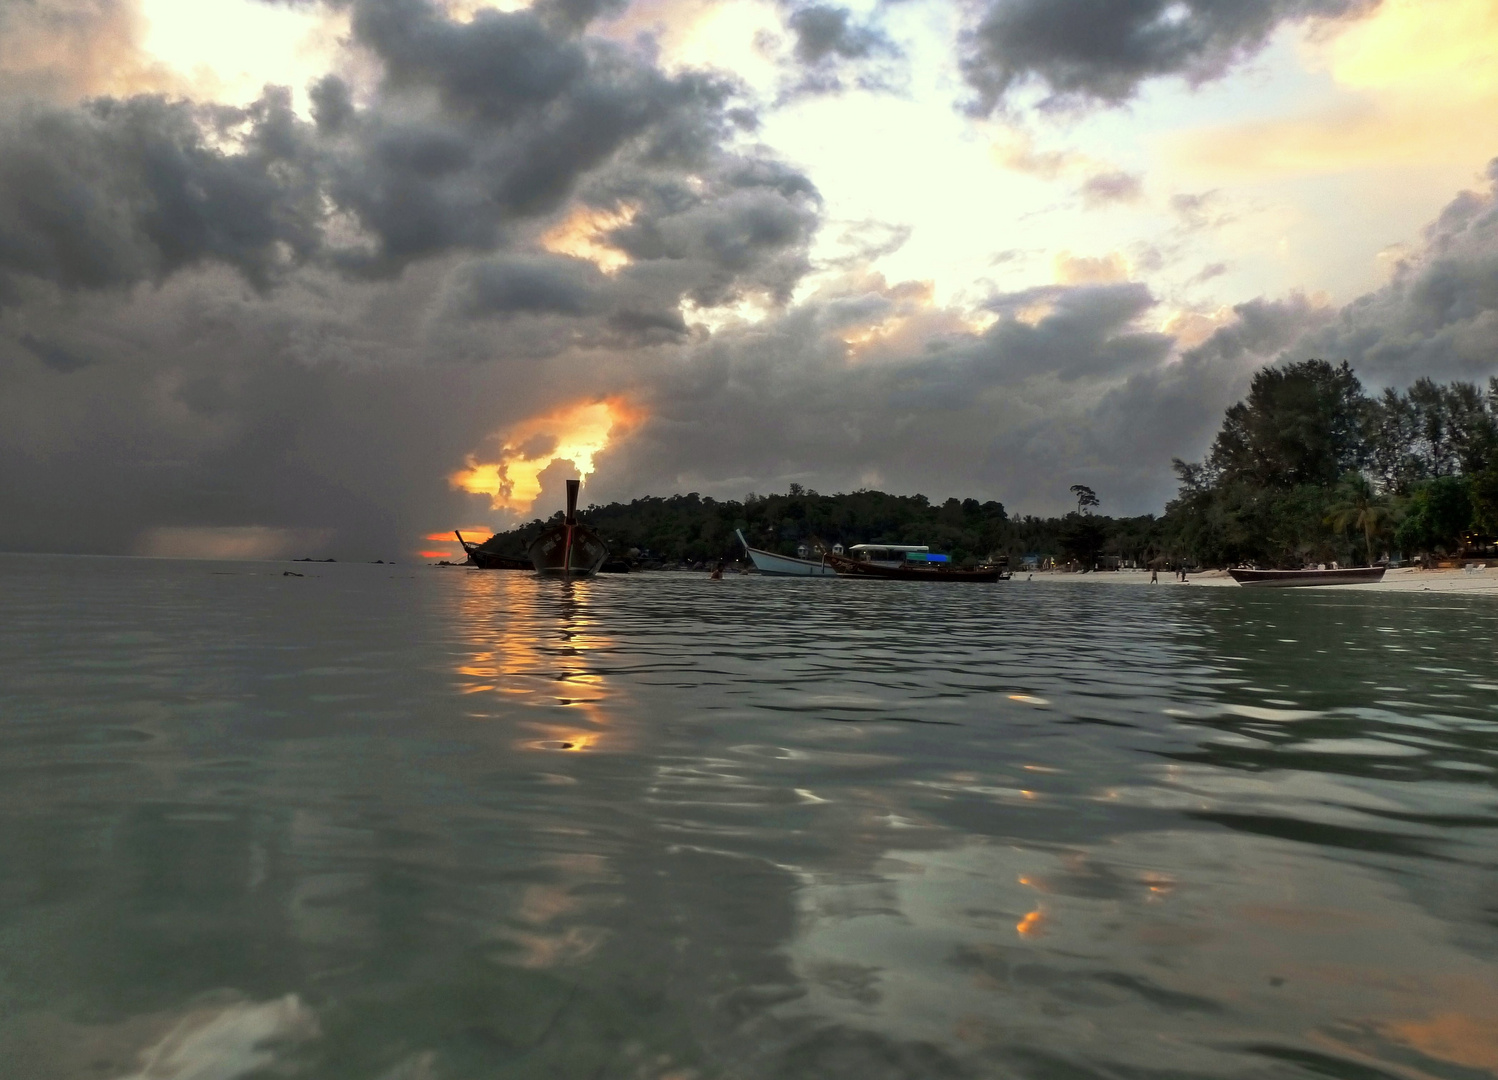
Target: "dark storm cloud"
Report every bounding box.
[0,88,321,303]
[961,0,1379,112]
[0,267,513,557]
[771,2,904,99]
[17,332,94,373]
[0,0,829,555]
[787,4,889,63]
[971,281,1170,381]
[0,0,820,319]
[452,253,609,317]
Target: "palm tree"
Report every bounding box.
[1325,474,1393,566]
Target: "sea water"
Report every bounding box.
[1,553,1496,1079]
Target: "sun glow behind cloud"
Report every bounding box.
[540,204,638,275]
[450,398,643,514]
[137,0,346,110]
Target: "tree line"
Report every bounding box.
[479,482,1165,568]
[475,360,1498,569]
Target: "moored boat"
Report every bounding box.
[1228,566,1386,587]
[528,479,610,578]
[454,531,532,570]
[825,544,1008,583]
[735,530,838,577]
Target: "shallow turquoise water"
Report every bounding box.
[2,554,1496,1079]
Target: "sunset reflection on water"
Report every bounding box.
[448,571,623,758]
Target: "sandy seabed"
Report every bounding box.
[1025,565,1498,596]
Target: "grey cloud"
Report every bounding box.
[18,332,93,373]
[321,0,772,277]
[967,281,1170,382]
[773,2,905,99]
[588,277,1180,514]
[0,0,820,334]
[532,0,629,32]
[820,219,912,269]
[1189,261,1228,285]
[1193,162,1498,387]
[1080,170,1143,207]
[788,5,888,63]
[1183,293,1331,365]
[309,74,355,134]
[589,157,821,309]
[0,265,584,557]
[0,88,321,302]
[962,0,1379,112]
[451,253,609,317]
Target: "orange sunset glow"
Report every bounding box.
[450,397,643,514]
[539,203,638,275]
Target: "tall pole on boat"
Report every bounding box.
[563,478,579,579]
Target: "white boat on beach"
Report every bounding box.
[735,530,838,577]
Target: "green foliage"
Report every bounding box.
[1206,360,1366,488]
[1324,473,1394,566]
[1168,363,1498,566]
[1472,460,1498,535]
[1394,477,1474,555]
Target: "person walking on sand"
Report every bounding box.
[1150,567,1158,584]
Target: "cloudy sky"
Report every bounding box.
[2,0,1496,559]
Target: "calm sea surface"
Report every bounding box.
[2,554,1497,1080]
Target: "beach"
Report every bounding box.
[1026,565,1498,595]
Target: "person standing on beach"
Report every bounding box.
[1150,567,1158,584]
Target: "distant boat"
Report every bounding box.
[735,530,838,577]
[454,531,531,570]
[825,544,1007,583]
[528,479,609,578]
[1228,566,1386,587]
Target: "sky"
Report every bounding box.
[2,0,1497,560]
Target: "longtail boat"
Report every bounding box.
[1228,566,1386,587]
[824,544,1008,583]
[735,530,838,577]
[454,531,531,570]
[528,478,609,578]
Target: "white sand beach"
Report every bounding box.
[1025,566,1498,596]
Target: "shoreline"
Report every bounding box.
[1023,566,1498,596]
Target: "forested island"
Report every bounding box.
[476,361,1498,569]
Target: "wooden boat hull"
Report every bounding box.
[1228,566,1386,587]
[527,525,609,577]
[824,552,1005,582]
[525,477,611,577]
[736,530,838,576]
[454,532,532,569]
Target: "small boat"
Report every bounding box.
[1228,566,1386,587]
[735,530,838,577]
[454,531,531,570]
[528,479,609,578]
[824,544,1008,583]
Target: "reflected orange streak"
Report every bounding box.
[1016,909,1047,937]
[448,576,625,755]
